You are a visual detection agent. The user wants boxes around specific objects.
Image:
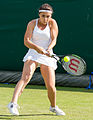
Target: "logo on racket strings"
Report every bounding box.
[69,59,80,72]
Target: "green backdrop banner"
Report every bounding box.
[0,0,93,73]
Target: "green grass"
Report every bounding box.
[0,83,93,120]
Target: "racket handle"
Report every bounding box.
[51,54,60,60]
[43,50,60,60]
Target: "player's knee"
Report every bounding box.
[25,74,31,82]
[21,73,31,83]
[47,85,56,93]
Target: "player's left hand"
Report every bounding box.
[46,49,51,57]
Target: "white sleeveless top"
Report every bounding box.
[23,19,57,70]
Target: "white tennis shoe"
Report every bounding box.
[50,106,66,116]
[7,102,20,115]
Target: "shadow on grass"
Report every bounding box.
[0,114,55,120]
[0,83,93,93]
[0,114,54,117]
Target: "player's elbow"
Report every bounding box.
[53,38,57,46]
[24,38,26,46]
[24,37,28,47]
[54,40,57,45]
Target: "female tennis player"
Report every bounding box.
[7,3,65,116]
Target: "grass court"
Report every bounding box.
[0,83,93,120]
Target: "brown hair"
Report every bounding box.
[39,3,53,13]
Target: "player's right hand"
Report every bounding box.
[36,47,46,55]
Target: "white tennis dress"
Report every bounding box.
[23,19,57,70]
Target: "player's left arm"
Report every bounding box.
[47,19,58,52]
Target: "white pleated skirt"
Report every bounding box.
[23,49,57,70]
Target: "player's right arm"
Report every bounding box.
[24,20,45,54]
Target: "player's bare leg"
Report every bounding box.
[40,65,56,107]
[40,64,65,116]
[12,60,38,103]
[7,60,38,115]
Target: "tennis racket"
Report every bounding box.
[51,54,86,76]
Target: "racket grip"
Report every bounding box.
[43,50,60,60]
[51,54,60,60]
